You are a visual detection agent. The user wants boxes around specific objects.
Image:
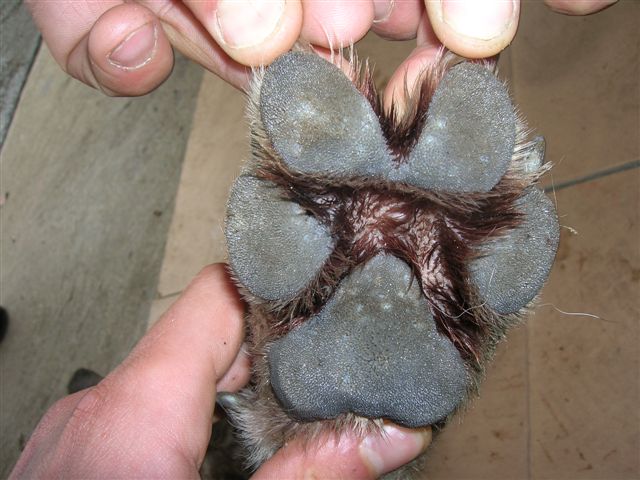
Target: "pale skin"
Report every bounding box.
[26,0,616,104]
[11,265,431,478]
[17,0,617,477]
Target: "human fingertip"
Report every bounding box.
[88,4,174,96]
[300,0,374,48]
[215,0,285,49]
[441,0,515,41]
[359,424,431,476]
[426,0,520,58]
[372,0,423,40]
[373,0,395,24]
[210,0,302,66]
[215,343,251,392]
[107,22,158,71]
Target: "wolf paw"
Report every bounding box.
[224,51,559,466]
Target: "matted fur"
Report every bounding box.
[221,48,550,473]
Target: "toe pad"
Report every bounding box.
[391,62,516,193]
[470,188,560,314]
[260,52,391,177]
[226,176,334,301]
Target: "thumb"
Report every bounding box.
[252,424,432,479]
[425,0,520,58]
[28,1,174,96]
[85,4,174,96]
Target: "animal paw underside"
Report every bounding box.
[223,51,559,467]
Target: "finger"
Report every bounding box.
[425,0,520,59]
[12,265,246,478]
[135,264,245,384]
[300,0,374,47]
[133,0,250,89]
[87,3,174,95]
[182,0,303,67]
[372,0,424,40]
[28,1,174,96]
[253,424,432,480]
[86,264,246,465]
[212,344,251,423]
[10,391,87,478]
[383,14,442,115]
[544,0,617,15]
[216,343,251,392]
[25,0,119,66]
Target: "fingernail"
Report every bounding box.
[359,424,431,476]
[373,0,394,23]
[214,0,285,49]
[108,22,158,70]
[441,0,515,40]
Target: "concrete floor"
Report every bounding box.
[2,1,639,478]
[0,46,203,475]
[0,0,40,146]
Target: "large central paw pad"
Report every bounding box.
[269,254,468,427]
[225,52,560,429]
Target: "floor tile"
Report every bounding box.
[509,1,639,186]
[0,48,202,476]
[157,75,246,297]
[529,171,639,479]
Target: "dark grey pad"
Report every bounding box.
[390,62,516,193]
[470,188,560,314]
[226,176,333,300]
[268,254,468,427]
[260,52,392,177]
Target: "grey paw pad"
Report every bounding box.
[260,52,391,177]
[226,176,334,301]
[268,254,468,427]
[470,188,560,314]
[391,62,516,193]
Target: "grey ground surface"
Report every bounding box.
[0,1,41,147]
[0,48,203,474]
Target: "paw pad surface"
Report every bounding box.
[226,176,333,300]
[225,51,560,435]
[390,63,516,192]
[261,54,517,194]
[268,254,468,427]
[470,188,560,314]
[260,52,391,177]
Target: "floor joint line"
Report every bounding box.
[544,159,640,193]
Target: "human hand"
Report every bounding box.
[10,264,430,479]
[25,1,617,98]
